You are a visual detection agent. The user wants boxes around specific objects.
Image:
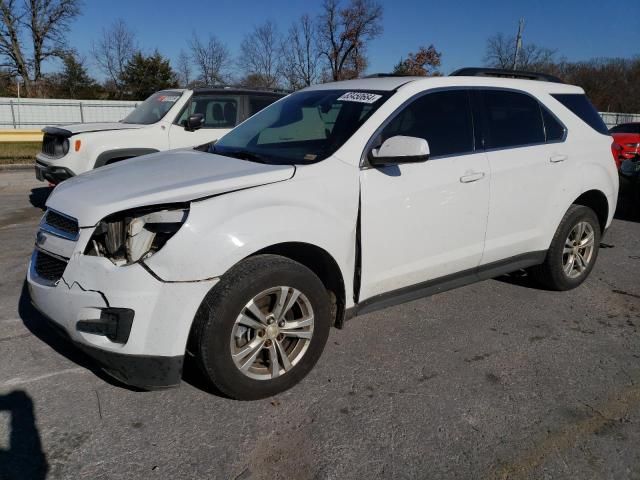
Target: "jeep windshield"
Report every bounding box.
[121,90,184,125]
[212,90,392,164]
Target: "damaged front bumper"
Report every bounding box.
[27,243,218,390]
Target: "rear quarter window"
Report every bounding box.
[551,94,609,135]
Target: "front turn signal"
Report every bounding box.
[74,139,81,152]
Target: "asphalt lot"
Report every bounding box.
[0,169,639,480]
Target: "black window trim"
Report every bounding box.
[539,102,568,145]
[475,87,568,153]
[360,86,479,168]
[360,85,568,168]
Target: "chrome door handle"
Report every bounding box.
[460,171,485,183]
[550,154,568,163]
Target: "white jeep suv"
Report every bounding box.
[27,69,618,399]
[34,88,284,184]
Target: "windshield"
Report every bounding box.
[122,90,183,124]
[213,89,392,164]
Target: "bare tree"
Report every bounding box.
[92,19,136,98]
[0,0,81,96]
[176,49,192,87]
[238,20,281,88]
[484,32,556,70]
[189,32,231,86]
[317,0,383,81]
[280,14,320,88]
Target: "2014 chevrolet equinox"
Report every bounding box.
[27,69,619,399]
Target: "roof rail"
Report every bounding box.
[449,67,563,84]
[364,73,414,78]
[192,84,292,94]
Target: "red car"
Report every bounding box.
[610,122,640,168]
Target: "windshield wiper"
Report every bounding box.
[213,147,270,164]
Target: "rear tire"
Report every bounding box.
[190,254,331,400]
[530,205,601,291]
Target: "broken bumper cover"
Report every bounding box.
[35,154,75,184]
[27,252,218,389]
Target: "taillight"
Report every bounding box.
[611,142,622,169]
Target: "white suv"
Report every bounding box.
[34,88,284,184]
[27,69,618,399]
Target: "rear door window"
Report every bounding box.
[541,107,566,142]
[551,94,609,135]
[379,90,475,158]
[481,90,545,149]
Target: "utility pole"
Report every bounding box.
[513,18,525,70]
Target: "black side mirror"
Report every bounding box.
[184,113,204,132]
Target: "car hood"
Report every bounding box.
[46,149,295,226]
[46,122,147,136]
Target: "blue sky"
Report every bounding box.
[68,0,639,78]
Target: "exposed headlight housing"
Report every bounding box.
[85,204,189,265]
[61,138,70,155]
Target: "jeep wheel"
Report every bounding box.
[530,205,601,291]
[190,255,331,400]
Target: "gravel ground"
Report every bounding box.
[0,170,639,480]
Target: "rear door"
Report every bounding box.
[359,89,490,300]
[476,89,570,265]
[168,95,241,148]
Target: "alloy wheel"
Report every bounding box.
[562,221,595,279]
[230,286,314,380]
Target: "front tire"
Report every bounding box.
[530,205,601,291]
[190,255,331,400]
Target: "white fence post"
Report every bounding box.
[9,100,16,129]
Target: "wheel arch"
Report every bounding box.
[572,189,609,233]
[250,242,347,329]
[94,148,159,168]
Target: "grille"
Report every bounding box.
[41,133,58,157]
[34,250,68,282]
[44,210,79,238]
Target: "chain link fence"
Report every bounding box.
[0,97,139,129]
[600,112,640,129]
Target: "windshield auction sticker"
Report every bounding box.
[337,92,382,104]
[157,95,180,103]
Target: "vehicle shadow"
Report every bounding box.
[492,269,545,290]
[615,179,640,223]
[28,186,52,211]
[18,281,143,392]
[181,357,231,399]
[0,390,48,480]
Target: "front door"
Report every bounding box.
[359,89,490,300]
